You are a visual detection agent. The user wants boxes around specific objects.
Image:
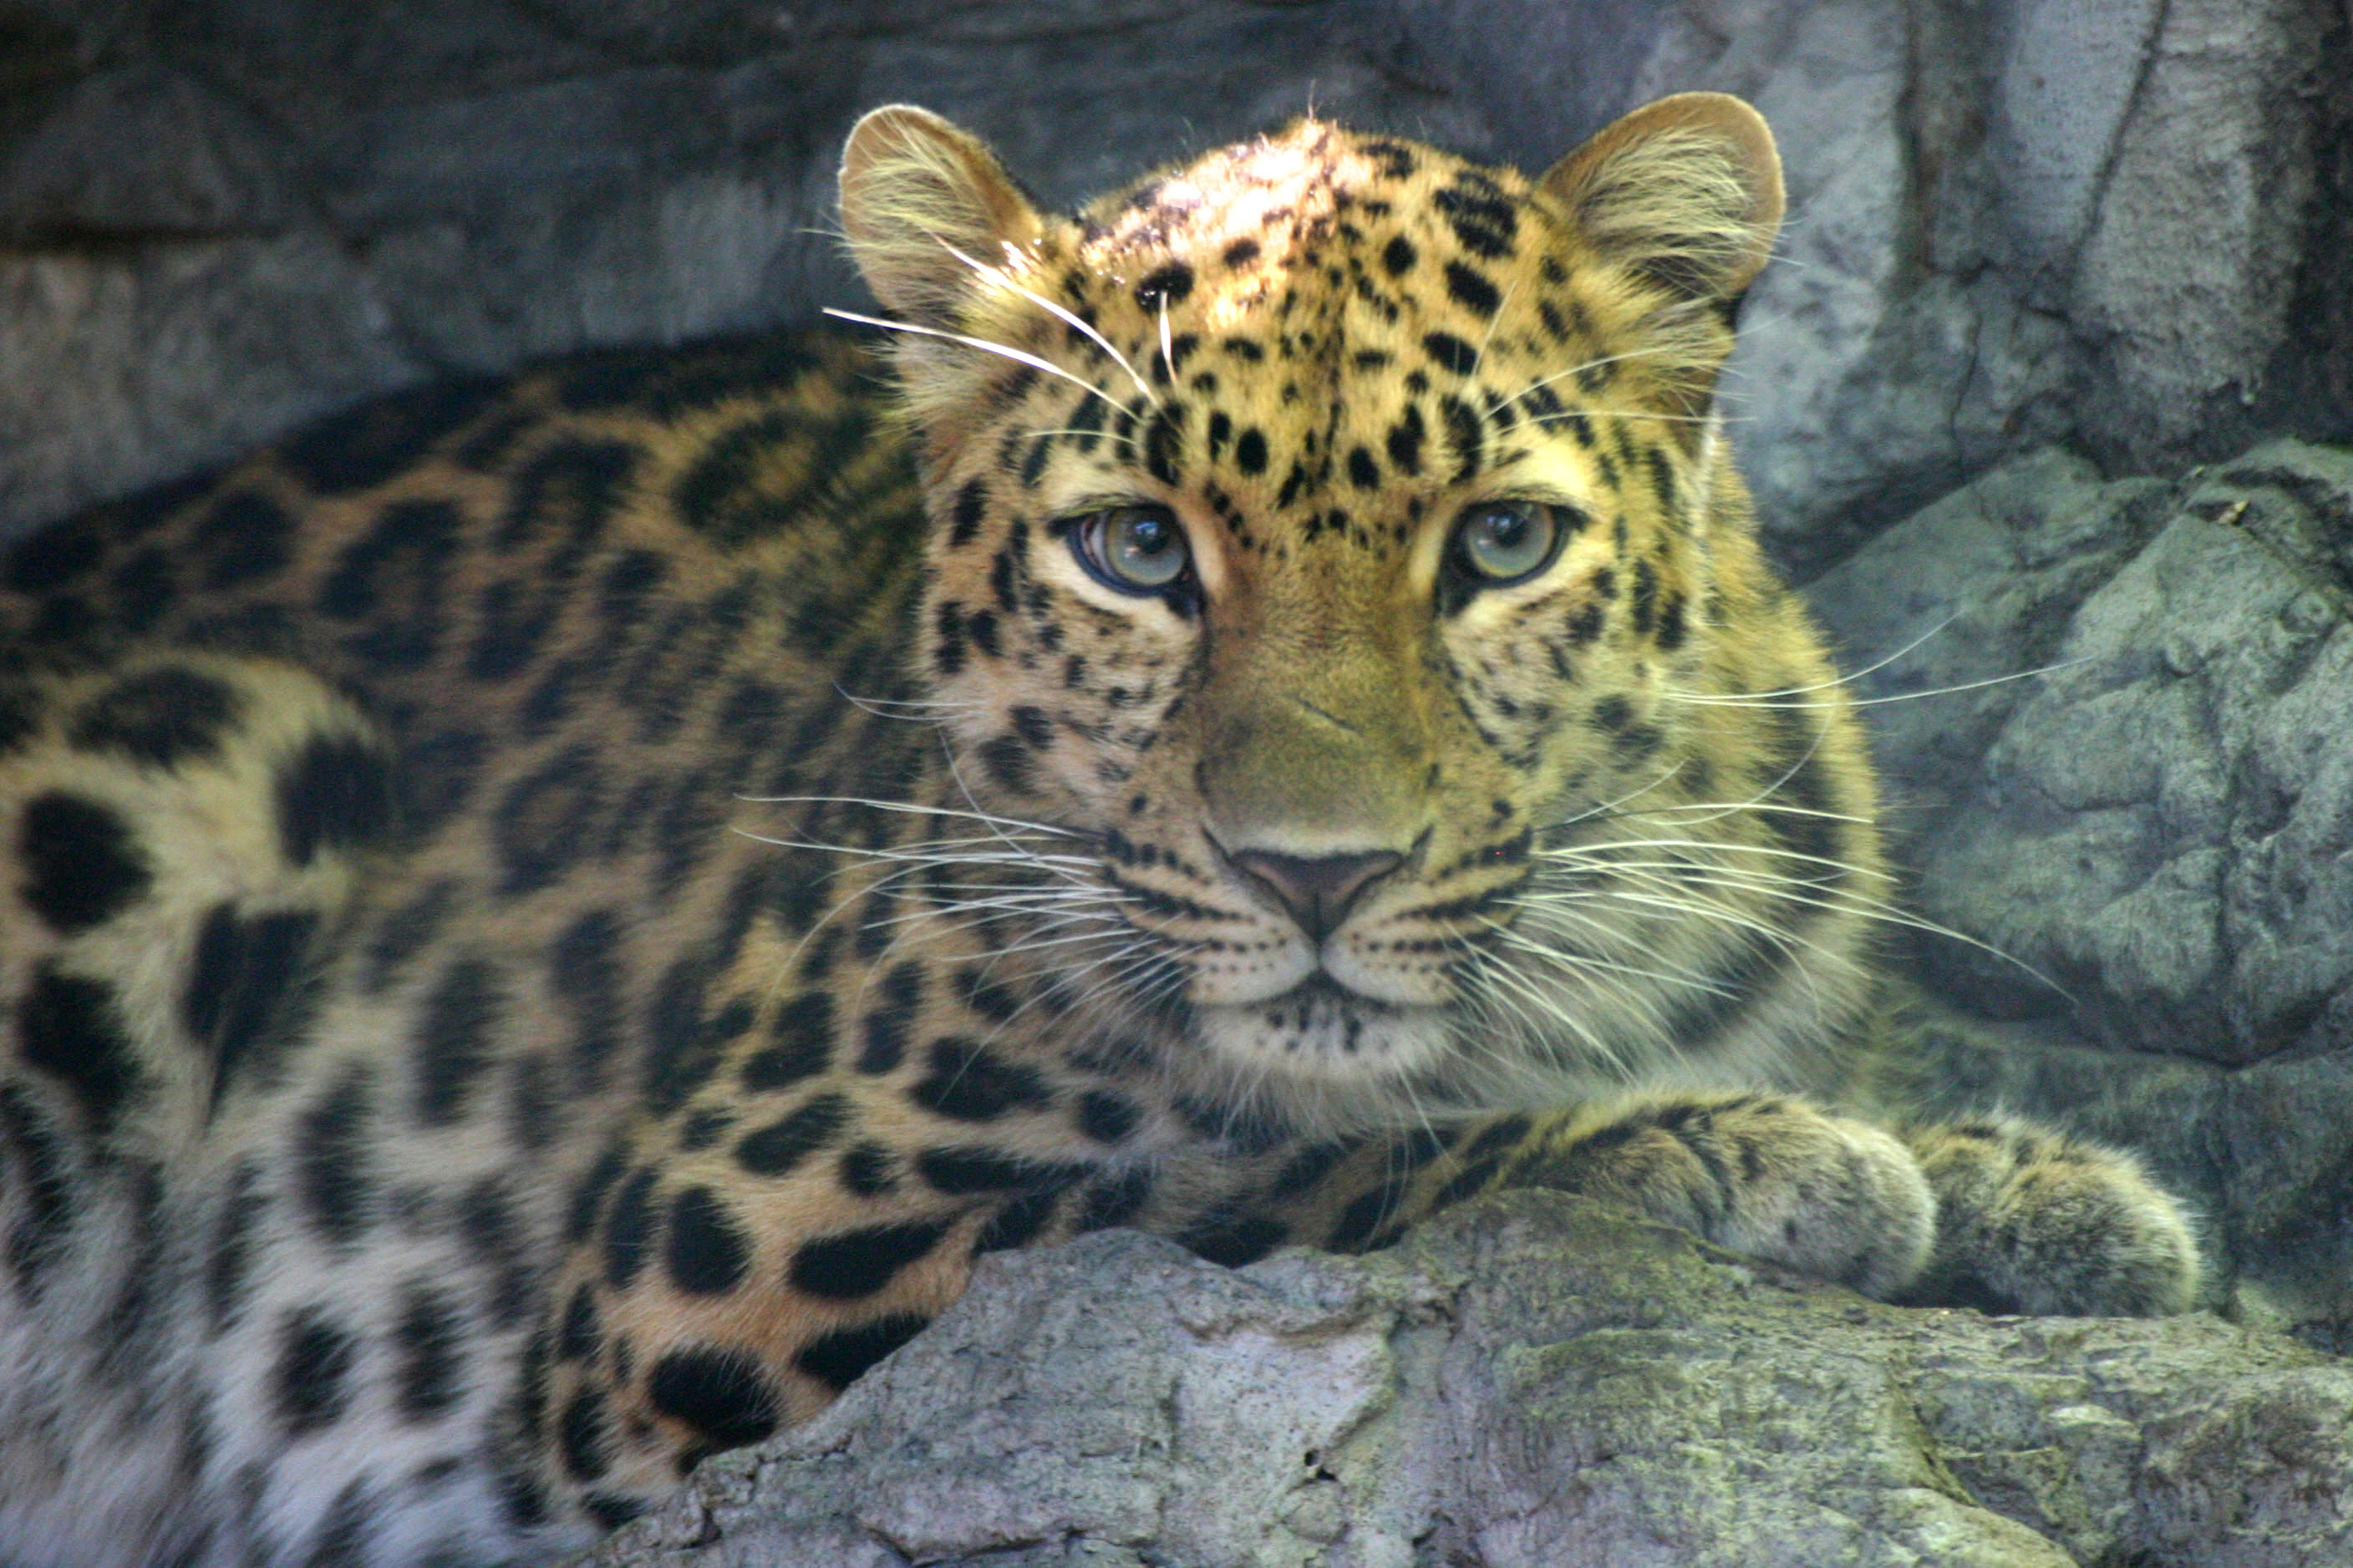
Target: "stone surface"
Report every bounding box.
[1611,0,2350,566]
[1918,446,2353,1068]
[581,1197,2353,1568]
[1804,439,2353,1324]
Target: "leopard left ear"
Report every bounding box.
[839,104,1044,329]
[1537,93,1784,307]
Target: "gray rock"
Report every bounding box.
[2056,0,2335,459]
[1642,0,2349,566]
[1802,439,2353,1322]
[0,63,299,240]
[0,232,417,531]
[1910,442,2353,1068]
[581,1197,2353,1568]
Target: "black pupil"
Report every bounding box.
[1481,510,1527,551]
[1126,515,1169,555]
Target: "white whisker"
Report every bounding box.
[1471,277,1519,371]
[1024,426,1141,449]
[1664,615,1961,704]
[1502,343,1679,414]
[834,685,986,722]
[1527,406,1719,427]
[824,308,1131,419]
[1539,834,1878,875]
[1157,293,1175,394]
[938,239,1162,409]
[1482,910,1737,1002]
[736,793,1085,840]
[1669,658,2096,711]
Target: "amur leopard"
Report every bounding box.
[0,94,2199,1565]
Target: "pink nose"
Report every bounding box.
[1229,849,1404,942]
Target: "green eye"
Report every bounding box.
[1070,505,1192,595]
[1450,501,1573,586]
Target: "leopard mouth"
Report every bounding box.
[1263,972,1384,1033]
[1190,969,1453,1087]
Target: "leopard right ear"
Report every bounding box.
[1537,93,1784,308]
[839,105,1044,329]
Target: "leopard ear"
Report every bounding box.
[839,105,1044,328]
[1537,93,1783,307]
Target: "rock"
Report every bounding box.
[2053,0,2338,459]
[1821,439,2353,1068]
[0,234,418,531]
[580,1196,2353,1568]
[1919,448,2353,1068]
[1661,0,2350,567]
[1802,439,2353,1323]
[0,63,299,240]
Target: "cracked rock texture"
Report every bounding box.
[1806,440,2353,1328]
[582,1200,2353,1568]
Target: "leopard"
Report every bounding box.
[0,93,2201,1567]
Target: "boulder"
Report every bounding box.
[1805,439,2353,1324]
[582,1196,2353,1568]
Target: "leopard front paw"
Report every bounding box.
[1514,1096,1935,1301]
[1900,1117,2200,1317]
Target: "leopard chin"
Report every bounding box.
[1184,977,1628,1138]
[1192,975,1452,1082]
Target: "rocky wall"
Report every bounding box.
[585,1201,2353,1568]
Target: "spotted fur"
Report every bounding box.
[0,96,2197,1566]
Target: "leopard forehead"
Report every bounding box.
[1082,119,1529,346]
[910,120,1720,784]
[975,121,1708,553]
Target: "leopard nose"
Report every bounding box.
[1229,849,1405,943]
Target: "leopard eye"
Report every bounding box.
[1068,505,1192,595]
[1449,501,1573,587]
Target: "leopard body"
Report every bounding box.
[0,95,2198,1566]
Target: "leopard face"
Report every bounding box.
[840,99,1889,1127]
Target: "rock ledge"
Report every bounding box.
[585,1194,2351,1568]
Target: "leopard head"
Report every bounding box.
[837,95,1887,1127]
